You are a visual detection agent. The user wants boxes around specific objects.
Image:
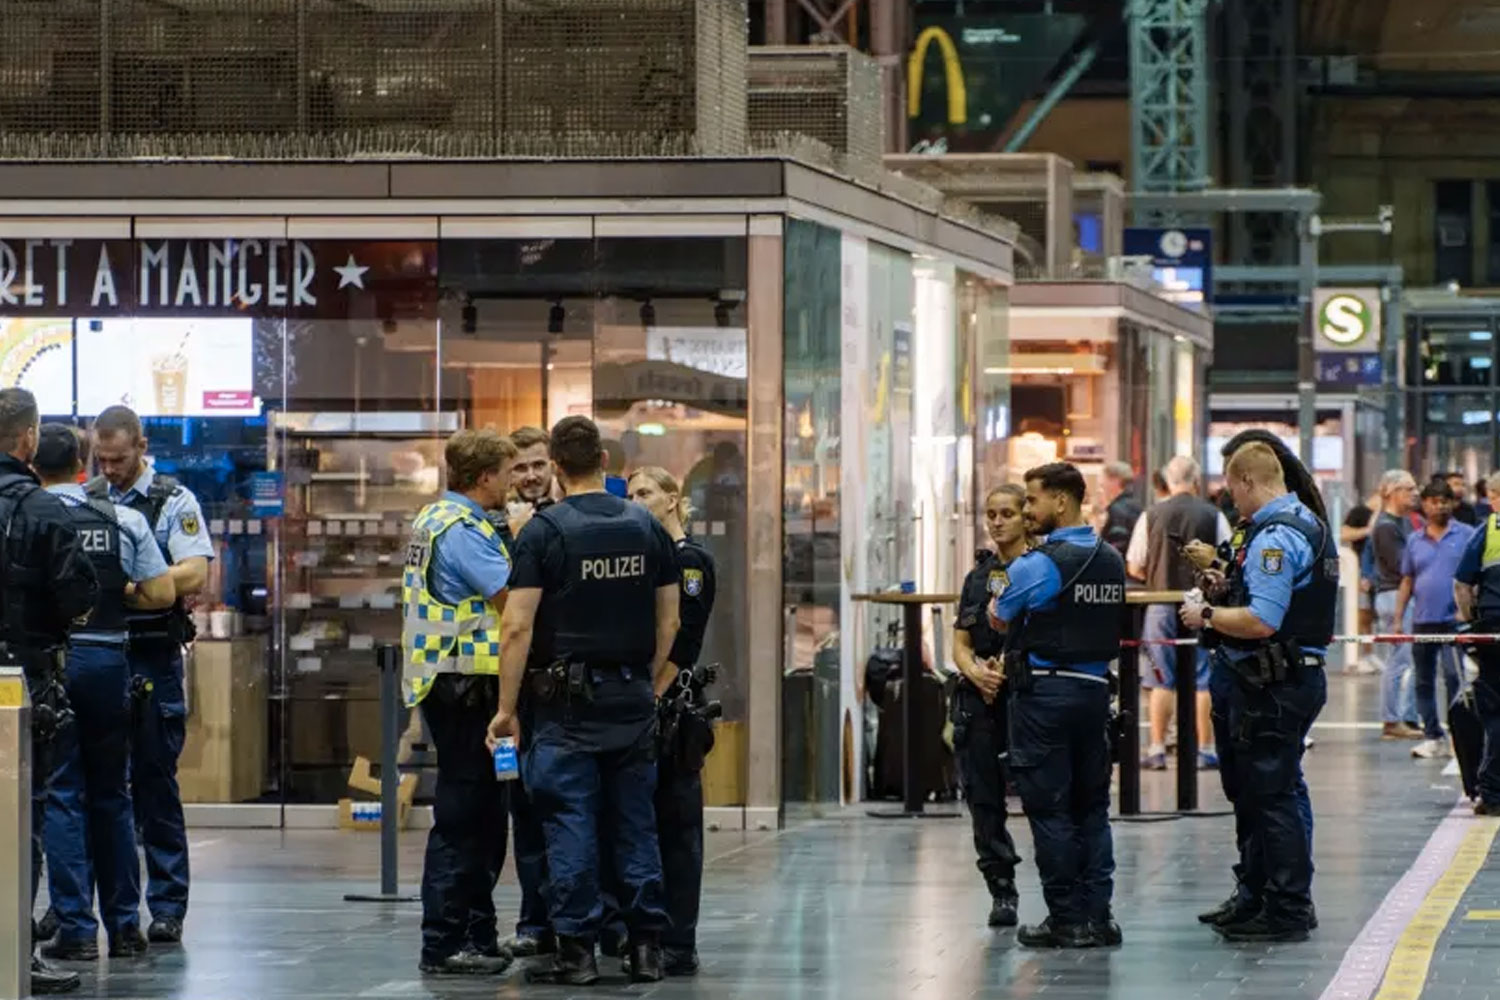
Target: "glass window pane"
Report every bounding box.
[1418,319,1493,387]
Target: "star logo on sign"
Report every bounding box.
[333,253,369,290]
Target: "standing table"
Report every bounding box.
[852,592,960,819]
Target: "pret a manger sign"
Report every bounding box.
[0,238,410,318]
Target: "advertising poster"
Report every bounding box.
[78,317,259,418]
[0,318,73,415]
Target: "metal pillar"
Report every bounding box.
[1297,219,1318,463]
[1129,0,1213,218]
[0,669,31,1000]
[1003,42,1101,154]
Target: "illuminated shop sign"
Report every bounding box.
[0,238,435,318]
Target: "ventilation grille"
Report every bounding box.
[747,45,883,177]
[0,0,747,159]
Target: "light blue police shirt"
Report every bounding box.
[430,492,511,605]
[990,524,1111,677]
[110,464,216,564]
[1224,491,1328,659]
[49,483,173,644]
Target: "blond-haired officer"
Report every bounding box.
[401,429,516,976]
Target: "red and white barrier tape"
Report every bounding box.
[1120,633,1500,649]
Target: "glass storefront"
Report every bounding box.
[0,228,754,809]
[778,220,1013,806]
[0,192,1016,818]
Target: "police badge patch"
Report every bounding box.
[683,568,704,597]
[180,512,200,536]
[988,570,1009,597]
[1261,548,1284,574]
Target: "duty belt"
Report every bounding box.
[1029,668,1110,685]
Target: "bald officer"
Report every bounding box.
[1181,442,1335,943]
[87,405,213,945]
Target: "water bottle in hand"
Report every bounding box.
[493,737,519,781]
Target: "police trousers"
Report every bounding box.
[521,669,667,942]
[45,641,141,944]
[418,674,509,963]
[509,745,552,942]
[1208,659,1313,903]
[951,682,1019,893]
[1223,663,1326,925]
[128,639,190,922]
[1471,647,1500,806]
[1008,674,1114,926]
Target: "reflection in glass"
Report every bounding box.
[1419,321,1494,387]
[783,219,842,805]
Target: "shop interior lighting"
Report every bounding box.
[1470,331,1493,341]
[985,366,1077,376]
[637,423,667,436]
[548,300,565,334]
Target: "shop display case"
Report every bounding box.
[271,411,453,801]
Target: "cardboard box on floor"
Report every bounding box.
[178,637,269,803]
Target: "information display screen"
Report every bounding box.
[78,317,259,418]
[0,318,74,415]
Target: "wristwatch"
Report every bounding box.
[1201,606,1215,629]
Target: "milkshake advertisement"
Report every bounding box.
[77,317,258,417]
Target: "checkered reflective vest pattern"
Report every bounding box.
[400,499,505,706]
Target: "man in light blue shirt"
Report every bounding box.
[1395,480,1473,754]
[33,424,175,961]
[88,405,212,945]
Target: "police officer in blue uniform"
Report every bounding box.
[989,463,1125,949]
[1191,432,1322,933]
[625,466,718,976]
[34,425,175,962]
[487,417,678,986]
[953,484,1028,928]
[1180,441,1334,943]
[0,390,98,995]
[402,429,517,976]
[1452,476,1500,814]
[87,405,214,944]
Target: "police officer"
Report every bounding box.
[500,424,556,959]
[0,389,98,995]
[626,465,717,976]
[402,429,517,976]
[1180,441,1334,943]
[86,405,212,944]
[1451,469,1500,814]
[487,416,678,985]
[988,462,1125,949]
[952,484,1027,928]
[35,425,175,962]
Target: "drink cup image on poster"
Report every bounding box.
[77,317,259,417]
[0,319,74,415]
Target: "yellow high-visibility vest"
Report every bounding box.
[400,499,506,706]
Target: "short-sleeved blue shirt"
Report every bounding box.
[990,524,1111,677]
[110,464,216,564]
[1223,492,1327,660]
[1400,520,1475,625]
[429,492,511,605]
[49,483,172,643]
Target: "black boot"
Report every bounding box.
[1199,892,1258,927]
[30,956,81,995]
[503,932,556,958]
[662,947,700,977]
[1017,917,1100,950]
[36,907,60,943]
[526,936,600,986]
[1214,911,1310,944]
[626,937,663,983]
[985,878,1019,928]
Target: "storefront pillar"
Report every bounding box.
[745,216,785,828]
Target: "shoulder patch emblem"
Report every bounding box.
[1261,548,1284,574]
[988,569,1009,597]
[683,568,704,597]
[180,512,200,537]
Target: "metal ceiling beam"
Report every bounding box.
[1126,187,1320,214]
[1003,42,1101,153]
[1129,0,1214,206]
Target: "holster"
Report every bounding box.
[1004,648,1034,694]
[1224,640,1302,687]
[14,646,72,744]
